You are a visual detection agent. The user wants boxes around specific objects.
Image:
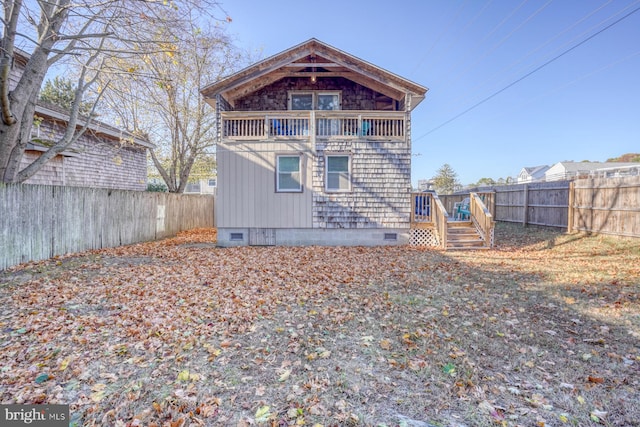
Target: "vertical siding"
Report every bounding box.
[217,142,313,228]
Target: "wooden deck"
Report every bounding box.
[410,192,495,250]
[220,111,406,142]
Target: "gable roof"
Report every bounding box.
[520,165,550,178]
[201,38,428,111]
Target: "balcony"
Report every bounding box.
[221,110,406,142]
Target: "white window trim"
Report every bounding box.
[276,154,303,192]
[288,91,342,110]
[325,154,351,192]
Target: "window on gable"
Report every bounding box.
[326,155,350,192]
[277,155,302,192]
[289,91,340,110]
[290,93,313,110]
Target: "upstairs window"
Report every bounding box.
[326,155,350,192]
[277,155,302,192]
[289,91,341,110]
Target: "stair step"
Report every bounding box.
[445,220,489,250]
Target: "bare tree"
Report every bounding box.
[101,15,242,193]
[0,0,227,184]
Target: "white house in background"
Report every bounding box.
[545,161,640,182]
[517,165,550,183]
[184,177,217,195]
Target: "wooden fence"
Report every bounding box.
[0,184,215,270]
[568,175,640,238]
[440,175,639,238]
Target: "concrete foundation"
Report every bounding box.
[217,227,411,247]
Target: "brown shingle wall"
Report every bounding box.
[234,77,388,111]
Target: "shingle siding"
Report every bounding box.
[312,137,411,229]
[234,77,393,111]
[23,120,147,191]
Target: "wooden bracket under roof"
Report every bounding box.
[201,39,427,110]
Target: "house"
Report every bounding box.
[8,49,152,191]
[201,39,427,246]
[184,177,217,195]
[517,165,549,183]
[545,161,640,182]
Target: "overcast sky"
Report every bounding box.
[219,0,640,186]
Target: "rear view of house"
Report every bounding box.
[201,39,427,246]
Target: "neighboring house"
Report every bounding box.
[8,49,152,191]
[201,38,427,246]
[417,179,435,191]
[545,161,640,182]
[184,177,217,195]
[517,165,550,183]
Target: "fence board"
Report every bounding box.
[0,184,215,270]
[570,176,640,238]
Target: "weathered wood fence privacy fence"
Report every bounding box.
[0,184,215,270]
[439,175,640,238]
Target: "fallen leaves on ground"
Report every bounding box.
[1,224,638,426]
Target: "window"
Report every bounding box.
[277,155,302,192]
[290,93,313,110]
[208,178,217,187]
[289,91,340,110]
[326,155,350,191]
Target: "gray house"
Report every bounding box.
[9,49,152,191]
[201,39,428,246]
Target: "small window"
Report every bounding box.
[290,93,313,110]
[208,178,217,187]
[230,232,244,241]
[326,155,350,192]
[384,233,398,241]
[289,91,341,110]
[277,155,302,192]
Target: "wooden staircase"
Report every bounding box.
[446,221,488,250]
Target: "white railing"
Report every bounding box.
[221,111,405,140]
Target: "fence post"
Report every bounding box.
[567,181,575,233]
[522,184,529,227]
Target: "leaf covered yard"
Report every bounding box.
[1,224,639,426]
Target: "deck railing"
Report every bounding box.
[432,195,448,249]
[411,192,448,249]
[470,192,494,247]
[221,111,405,140]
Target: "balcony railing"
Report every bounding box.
[221,111,406,140]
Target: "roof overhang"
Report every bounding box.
[35,104,155,149]
[201,38,428,111]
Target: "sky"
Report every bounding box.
[217,0,640,186]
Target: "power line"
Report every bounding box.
[414,4,640,142]
[443,0,616,110]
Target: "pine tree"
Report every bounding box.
[38,76,93,115]
[432,163,461,195]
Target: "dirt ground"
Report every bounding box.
[1,223,639,427]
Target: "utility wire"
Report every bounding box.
[414,4,640,142]
[440,0,553,93]
[443,0,617,110]
[485,49,640,123]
